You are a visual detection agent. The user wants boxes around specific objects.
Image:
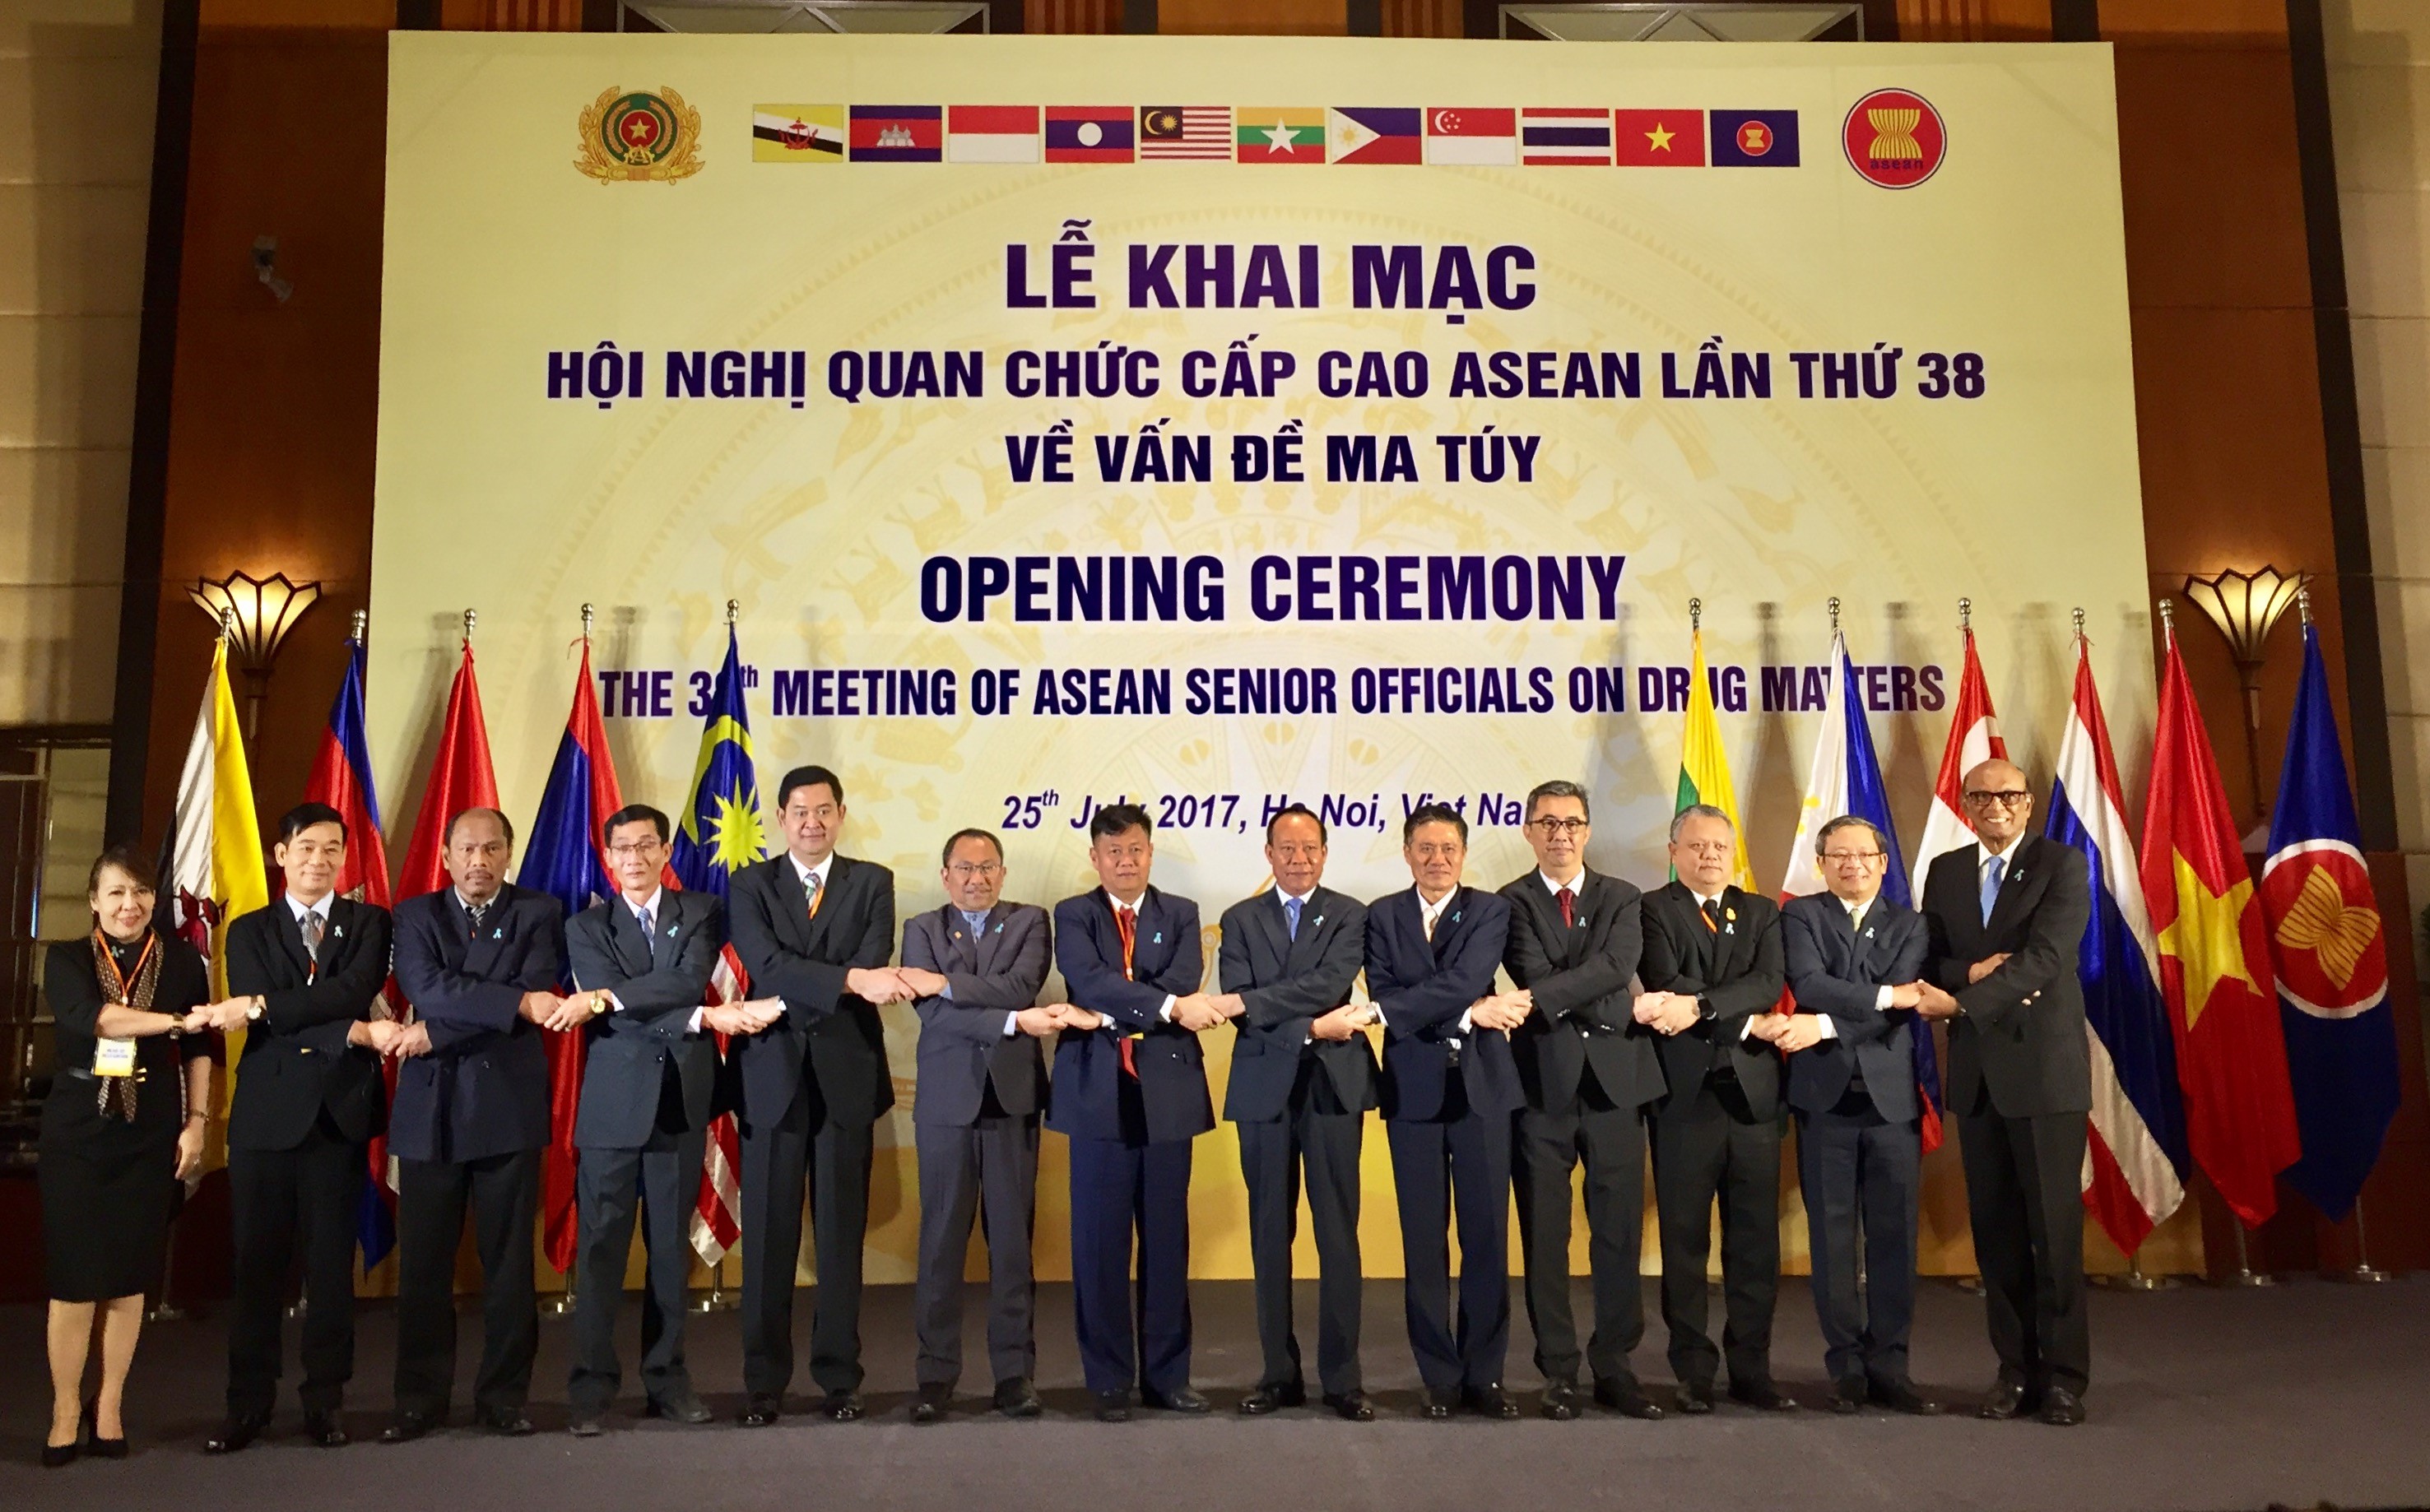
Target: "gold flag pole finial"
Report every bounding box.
[462,607,477,642]
[1688,596,1703,634]
[351,608,368,644]
[219,608,237,644]
[1958,596,1972,633]
[2297,585,2313,629]
[2071,606,2086,644]
[1827,596,1842,634]
[725,598,740,627]
[580,602,596,643]
[2157,596,2175,646]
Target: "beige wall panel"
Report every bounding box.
[2352,313,2430,450]
[2343,188,2430,320]
[0,581,122,726]
[0,447,132,583]
[0,312,142,450]
[0,183,151,317]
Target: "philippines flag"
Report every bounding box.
[300,626,403,1265]
[1779,629,1943,1149]
[2264,617,2398,1221]
[1913,622,2006,879]
[516,638,627,1275]
[2044,637,2189,1255]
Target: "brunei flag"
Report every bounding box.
[165,636,269,1118]
[1236,108,1325,163]
[2140,613,2302,1228]
[751,104,843,162]
[1675,622,1754,889]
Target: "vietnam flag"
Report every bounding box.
[1614,109,1705,166]
[1675,621,1754,889]
[2139,615,2301,1227]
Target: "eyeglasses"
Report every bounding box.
[606,842,662,860]
[946,861,1002,879]
[1528,818,1588,836]
[1819,851,1884,865]
[1963,791,2032,809]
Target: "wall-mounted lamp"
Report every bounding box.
[189,571,322,739]
[2180,564,2307,820]
[252,235,292,303]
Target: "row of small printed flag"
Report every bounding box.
[753,104,1800,167]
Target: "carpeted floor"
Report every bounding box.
[2,1275,2425,1511]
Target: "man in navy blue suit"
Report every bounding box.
[383,807,569,1442]
[1359,802,1523,1419]
[1049,802,1221,1422]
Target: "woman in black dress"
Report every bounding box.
[40,846,220,1466]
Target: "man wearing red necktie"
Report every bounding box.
[1048,803,1223,1422]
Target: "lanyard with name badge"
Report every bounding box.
[93,933,156,1078]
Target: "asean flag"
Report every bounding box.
[1614,109,1705,166]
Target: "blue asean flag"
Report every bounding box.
[671,625,767,896]
[1835,646,1944,1142]
[1711,109,1799,167]
[2264,622,2397,1220]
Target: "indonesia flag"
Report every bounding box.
[1913,620,2006,879]
[2043,636,2189,1255]
[947,104,1040,163]
[1779,628,1943,1149]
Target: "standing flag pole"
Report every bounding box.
[2259,588,2400,1282]
[1675,597,1754,889]
[1912,598,2009,879]
[2141,599,2302,1287]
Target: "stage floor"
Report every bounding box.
[2,1275,2424,1511]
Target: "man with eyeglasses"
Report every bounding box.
[894,828,1060,1423]
[1914,758,2093,1427]
[1768,814,1937,1417]
[1633,804,1791,1416]
[1498,781,1666,1422]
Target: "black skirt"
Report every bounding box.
[39,1072,180,1301]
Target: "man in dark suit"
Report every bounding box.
[1498,781,1666,1423]
[1361,802,1522,1420]
[1215,805,1373,1422]
[1635,803,1792,1415]
[1049,802,1218,1422]
[724,765,907,1425]
[384,806,568,1441]
[894,828,1058,1423]
[1916,758,2093,1427]
[205,802,397,1454]
[1773,815,1939,1417]
[563,804,755,1435]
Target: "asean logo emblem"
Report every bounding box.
[2261,840,2388,1018]
[1842,88,1945,189]
[575,86,704,184]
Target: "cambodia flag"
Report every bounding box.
[850,104,943,162]
[2265,619,2397,1220]
[301,628,402,1265]
[516,640,625,1274]
[2044,636,2189,1255]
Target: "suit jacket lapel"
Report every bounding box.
[1279,888,1321,975]
[1982,839,2034,939]
[969,902,1006,974]
[276,901,314,979]
[1427,885,1470,964]
[611,898,655,977]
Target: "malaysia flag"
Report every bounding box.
[1045,105,1133,163]
[1521,107,1611,165]
[850,104,943,162]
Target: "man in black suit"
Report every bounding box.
[1498,781,1666,1423]
[1773,815,1939,1416]
[1361,802,1522,1420]
[1916,758,2093,1427]
[203,802,397,1454]
[384,806,568,1441]
[1215,805,1373,1422]
[894,828,1058,1424]
[1048,803,1218,1422]
[724,765,907,1425]
[1635,803,1792,1415]
[563,804,761,1435]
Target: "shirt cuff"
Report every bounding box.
[686,1007,704,1034]
[1457,1008,1474,1032]
[606,990,625,1013]
[941,981,955,1001]
[1001,1012,1019,1037]
[1739,1017,1757,1041]
[1815,1015,1839,1040]
[1874,985,1895,1013]
[1157,994,1178,1023]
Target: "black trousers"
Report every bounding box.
[393,1148,540,1419]
[737,1092,874,1398]
[1236,1063,1364,1396]
[1067,1134,1194,1398]
[913,1110,1039,1391]
[1385,1080,1512,1393]
[226,1112,364,1417]
[1955,1094,2090,1396]
[568,1102,707,1412]
[1796,1087,1921,1386]
[1649,1075,1782,1390]
[1515,1092,1647,1385]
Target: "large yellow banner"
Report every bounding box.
[373,34,2164,1281]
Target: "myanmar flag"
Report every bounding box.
[1675,624,1754,888]
[1236,108,1325,163]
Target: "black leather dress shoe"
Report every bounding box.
[380,1413,436,1444]
[1729,1381,1800,1412]
[1237,1384,1305,1415]
[1540,1380,1581,1422]
[1094,1391,1133,1423]
[302,1411,350,1448]
[473,1406,534,1436]
[1977,1380,2032,1421]
[567,1411,605,1438]
[1422,1387,1459,1420]
[1143,1386,1211,1414]
[993,1378,1043,1418]
[2037,1387,2085,1426]
[1594,1378,1665,1420]
[1831,1377,1866,1414]
[205,1414,269,1455]
[1870,1379,1942,1417]
[646,1390,715,1426]
[1323,1391,1375,1423]
[1675,1381,1716,1415]
[821,1390,866,1422]
[738,1395,783,1428]
[1461,1385,1521,1420]
[911,1384,950,1424]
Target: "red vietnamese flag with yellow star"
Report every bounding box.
[2137,622,2302,1227]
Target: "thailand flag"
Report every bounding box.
[1779,629,1943,1148]
[2043,638,2189,1255]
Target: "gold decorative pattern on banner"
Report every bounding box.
[2275,865,2381,990]
[1867,106,1923,163]
[575,86,704,184]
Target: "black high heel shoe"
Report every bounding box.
[41,1439,79,1468]
[84,1402,128,1459]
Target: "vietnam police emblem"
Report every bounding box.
[575,86,704,184]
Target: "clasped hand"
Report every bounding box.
[1631,990,1703,1037]
[1747,1012,1826,1054]
[1465,990,1532,1034]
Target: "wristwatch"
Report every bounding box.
[246,996,267,1023]
[1694,994,1715,1023]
